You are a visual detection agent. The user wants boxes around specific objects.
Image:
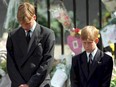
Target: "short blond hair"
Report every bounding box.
[81,26,99,41]
[17,2,35,23]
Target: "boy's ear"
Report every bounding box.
[33,14,36,20]
[95,38,99,44]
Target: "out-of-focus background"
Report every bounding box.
[0,0,116,87]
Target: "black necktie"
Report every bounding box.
[89,53,93,64]
[88,53,93,74]
[26,30,31,44]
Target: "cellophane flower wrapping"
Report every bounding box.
[50,1,73,30]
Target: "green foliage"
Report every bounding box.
[0,60,7,73]
[110,66,116,87]
[51,20,61,38]
[7,20,19,31]
[37,2,61,38]
[110,78,116,87]
[0,55,7,79]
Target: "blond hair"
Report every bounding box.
[17,2,35,23]
[81,26,99,41]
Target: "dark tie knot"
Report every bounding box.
[26,30,31,44]
[27,30,31,34]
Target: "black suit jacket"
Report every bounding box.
[6,23,55,87]
[70,49,113,87]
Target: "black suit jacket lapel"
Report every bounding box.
[18,28,28,56]
[81,52,88,79]
[27,24,40,53]
[88,49,104,80]
[27,24,43,56]
[21,24,42,66]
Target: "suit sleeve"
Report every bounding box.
[6,33,26,87]
[70,56,80,87]
[101,55,113,87]
[27,30,55,87]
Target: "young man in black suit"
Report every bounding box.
[70,26,113,87]
[6,2,55,87]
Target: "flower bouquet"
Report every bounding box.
[67,28,83,55]
[50,1,83,55]
[70,28,81,37]
[51,54,72,87]
[0,50,11,87]
[0,50,7,79]
[0,37,11,86]
[50,0,73,30]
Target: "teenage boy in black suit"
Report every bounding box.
[6,2,55,87]
[70,26,113,87]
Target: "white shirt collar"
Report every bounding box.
[86,47,98,62]
[30,21,36,32]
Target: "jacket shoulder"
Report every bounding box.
[8,27,22,37]
[72,51,86,61]
[39,24,54,34]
